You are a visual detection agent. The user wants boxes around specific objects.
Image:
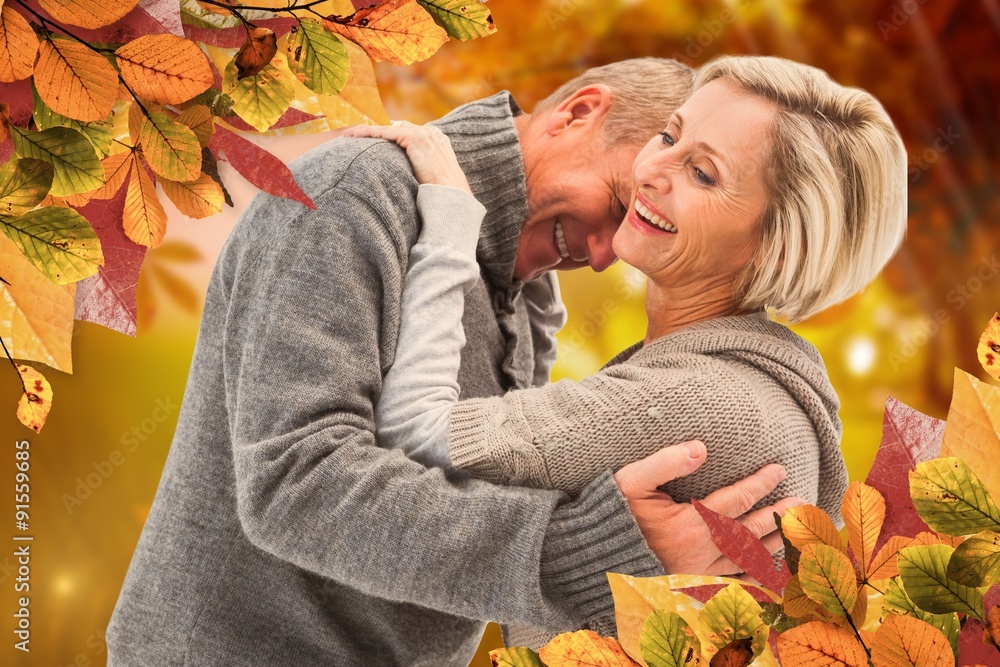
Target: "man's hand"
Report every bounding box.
[613,441,804,576]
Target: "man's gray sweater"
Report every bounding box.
[105,93,665,666]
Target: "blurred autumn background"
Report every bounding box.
[1,0,998,665]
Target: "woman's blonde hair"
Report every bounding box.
[693,55,907,323]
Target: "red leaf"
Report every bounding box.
[677,584,776,606]
[72,185,146,337]
[864,397,943,553]
[0,137,11,164]
[987,584,1000,611]
[693,500,790,595]
[958,618,1000,667]
[209,126,315,209]
[136,0,183,36]
[218,106,324,132]
[183,17,297,48]
[25,0,171,42]
[0,79,33,127]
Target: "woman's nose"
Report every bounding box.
[634,153,674,194]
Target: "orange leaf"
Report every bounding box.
[866,535,913,581]
[781,504,846,553]
[842,481,887,576]
[783,573,820,618]
[987,604,1000,647]
[64,151,134,206]
[323,0,449,66]
[709,637,753,667]
[38,0,140,29]
[776,622,868,666]
[15,364,52,433]
[235,26,277,79]
[538,630,640,667]
[137,112,202,182]
[160,173,224,219]
[34,36,119,123]
[0,103,8,143]
[870,614,955,667]
[176,105,214,149]
[0,5,39,83]
[116,35,214,105]
[123,161,166,248]
[979,313,1000,381]
[940,368,1000,507]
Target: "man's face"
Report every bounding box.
[513,96,641,282]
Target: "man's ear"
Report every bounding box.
[544,84,613,136]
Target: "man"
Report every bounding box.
[107,58,795,666]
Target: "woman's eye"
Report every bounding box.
[694,167,715,186]
[658,131,675,147]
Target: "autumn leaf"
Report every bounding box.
[285,19,351,96]
[14,363,52,433]
[0,234,75,372]
[698,582,768,662]
[867,535,915,581]
[488,646,545,667]
[956,618,1000,667]
[0,205,103,284]
[639,610,700,667]
[116,34,214,105]
[898,544,985,619]
[33,36,118,123]
[160,173,224,219]
[0,158,53,216]
[417,0,497,40]
[866,397,944,552]
[0,5,39,83]
[909,457,1000,536]
[38,0,141,29]
[538,629,640,667]
[236,26,278,79]
[64,151,134,206]
[323,0,449,66]
[10,125,105,196]
[138,113,202,182]
[880,579,962,655]
[709,637,753,667]
[782,573,820,618]
[32,86,114,158]
[988,600,1000,645]
[176,105,214,148]
[842,482,887,576]
[797,543,858,618]
[693,500,790,595]
[222,57,295,133]
[123,158,167,248]
[776,621,868,667]
[947,530,1000,587]
[870,614,954,667]
[941,369,1000,507]
[780,504,845,553]
[209,125,315,208]
[979,314,1000,381]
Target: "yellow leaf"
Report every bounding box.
[698,582,768,662]
[15,364,52,433]
[176,105,214,148]
[0,205,103,284]
[489,646,545,667]
[0,5,39,83]
[285,19,350,96]
[123,160,167,248]
[116,35,214,105]
[223,56,295,133]
[776,622,868,667]
[842,482,887,576]
[63,151,134,206]
[34,36,118,123]
[941,369,1000,506]
[870,614,954,667]
[783,573,820,618]
[866,535,913,581]
[10,125,105,196]
[0,233,75,372]
[38,0,140,29]
[797,543,859,618]
[781,504,846,552]
[417,0,498,40]
[0,158,53,215]
[980,314,1000,381]
[538,629,640,667]
[160,173,224,219]
[236,26,278,79]
[323,0,449,66]
[138,113,202,182]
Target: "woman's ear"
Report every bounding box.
[544,84,613,136]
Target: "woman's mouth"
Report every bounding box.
[633,198,677,233]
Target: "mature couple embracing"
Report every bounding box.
[107,54,907,665]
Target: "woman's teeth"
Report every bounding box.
[554,219,571,258]
[635,200,677,233]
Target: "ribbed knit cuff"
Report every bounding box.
[415,184,486,255]
[540,471,666,622]
[447,397,524,484]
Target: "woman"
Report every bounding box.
[345,54,905,634]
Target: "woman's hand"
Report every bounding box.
[614,440,804,576]
[342,121,473,195]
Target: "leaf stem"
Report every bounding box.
[12,0,116,54]
[197,0,342,18]
[0,334,28,396]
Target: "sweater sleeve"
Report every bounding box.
[221,174,664,631]
[373,184,485,470]
[521,271,567,387]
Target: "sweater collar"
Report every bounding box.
[429,92,527,294]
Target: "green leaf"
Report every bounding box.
[697,581,768,661]
[417,0,497,40]
[897,544,985,620]
[797,543,859,618]
[0,206,102,284]
[946,530,1000,587]
[759,601,807,633]
[285,19,350,97]
[10,126,104,196]
[223,58,295,133]
[881,579,960,657]
[138,113,202,182]
[32,84,113,157]
[910,457,1000,536]
[0,158,53,215]
[640,610,701,667]
[488,646,545,667]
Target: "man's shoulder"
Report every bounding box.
[290,136,418,204]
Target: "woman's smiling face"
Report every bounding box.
[613,79,775,293]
